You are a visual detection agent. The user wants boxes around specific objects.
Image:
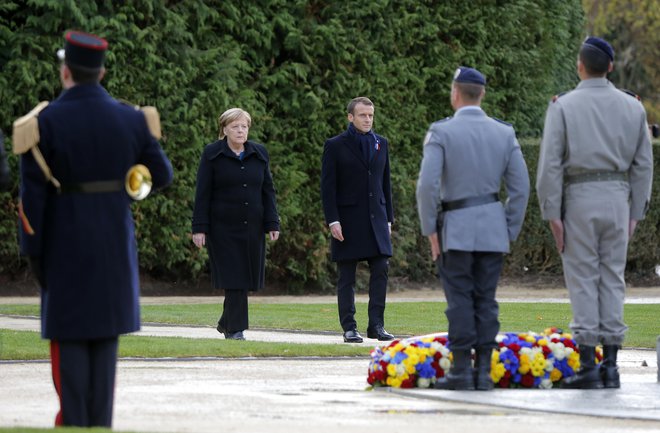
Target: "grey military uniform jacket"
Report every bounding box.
[536,78,653,221]
[416,107,530,253]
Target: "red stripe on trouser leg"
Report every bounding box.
[50,341,64,426]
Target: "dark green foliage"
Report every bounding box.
[506,142,660,282]
[5,1,650,293]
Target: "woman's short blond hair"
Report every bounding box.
[218,108,252,139]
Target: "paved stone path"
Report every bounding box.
[1,292,660,432]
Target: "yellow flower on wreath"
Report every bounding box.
[567,351,580,370]
[387,375,404,388]
[491,362,506,383]
[518,353,531,374]
[387,363,398,377]
[531,352,546,376]
[403,358,417,374]
[550,368,563,382]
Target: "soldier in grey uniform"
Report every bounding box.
[416,67,530,390]
[536,37,653,389]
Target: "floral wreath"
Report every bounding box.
[367,327,602,389]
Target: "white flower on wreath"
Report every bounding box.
[540,378,553,389]
[439,357,451,371]
[396,363,406,376]
[548,342,568,360]
[545,359,555,372]
[418,378,432,388]
[431,342,450,357]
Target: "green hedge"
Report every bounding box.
[3,0,629,292]
[507,142,660,282]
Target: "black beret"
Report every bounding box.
[453,66,486,86]
[57,30,108,69]
[582,36,614,61]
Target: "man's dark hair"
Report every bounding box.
[454,82,484,103]
[347,97,374,114]
[579,45,610,76]
[67,63,103,85]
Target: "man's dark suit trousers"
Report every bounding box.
[337,256,388,332]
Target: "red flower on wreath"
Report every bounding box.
[521,373,535,388]
[401,376,416,388]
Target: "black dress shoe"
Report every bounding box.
[225,331,246,340]
[343,329,364,343]
[367,326,394,341]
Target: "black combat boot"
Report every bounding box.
[434,349,475,390]
[600,345,620,388]
[474,347,494,391]
[561,345,604,389]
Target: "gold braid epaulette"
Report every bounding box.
[119,100,162,140]
[12,101,61,189]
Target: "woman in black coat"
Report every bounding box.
[192,108,280,340]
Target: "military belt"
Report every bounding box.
[59,180,124,194]
[564,171,628,185]
[441,193,499,212]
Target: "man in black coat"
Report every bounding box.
[321,97,395,343]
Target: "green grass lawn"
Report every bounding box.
[1,302,658,361]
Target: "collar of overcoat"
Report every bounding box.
[340,129,381,168]
[57,83,111,102]
[206,138,267,162]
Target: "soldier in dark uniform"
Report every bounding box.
[15,31,173,427]
[321,97,395,343]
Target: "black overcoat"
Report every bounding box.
[19,84,173,340]
[192,139,279,290]
[321,129,394,261]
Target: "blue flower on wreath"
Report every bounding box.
[416,360,436,379]
[393,352,408,364]
[499,349,520,373]
[371,347,384,360]
[555,358,575,378]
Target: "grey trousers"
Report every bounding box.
[562,181,630,346]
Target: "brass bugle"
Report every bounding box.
[125,164,152,200]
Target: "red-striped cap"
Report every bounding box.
[57,30,108,69]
